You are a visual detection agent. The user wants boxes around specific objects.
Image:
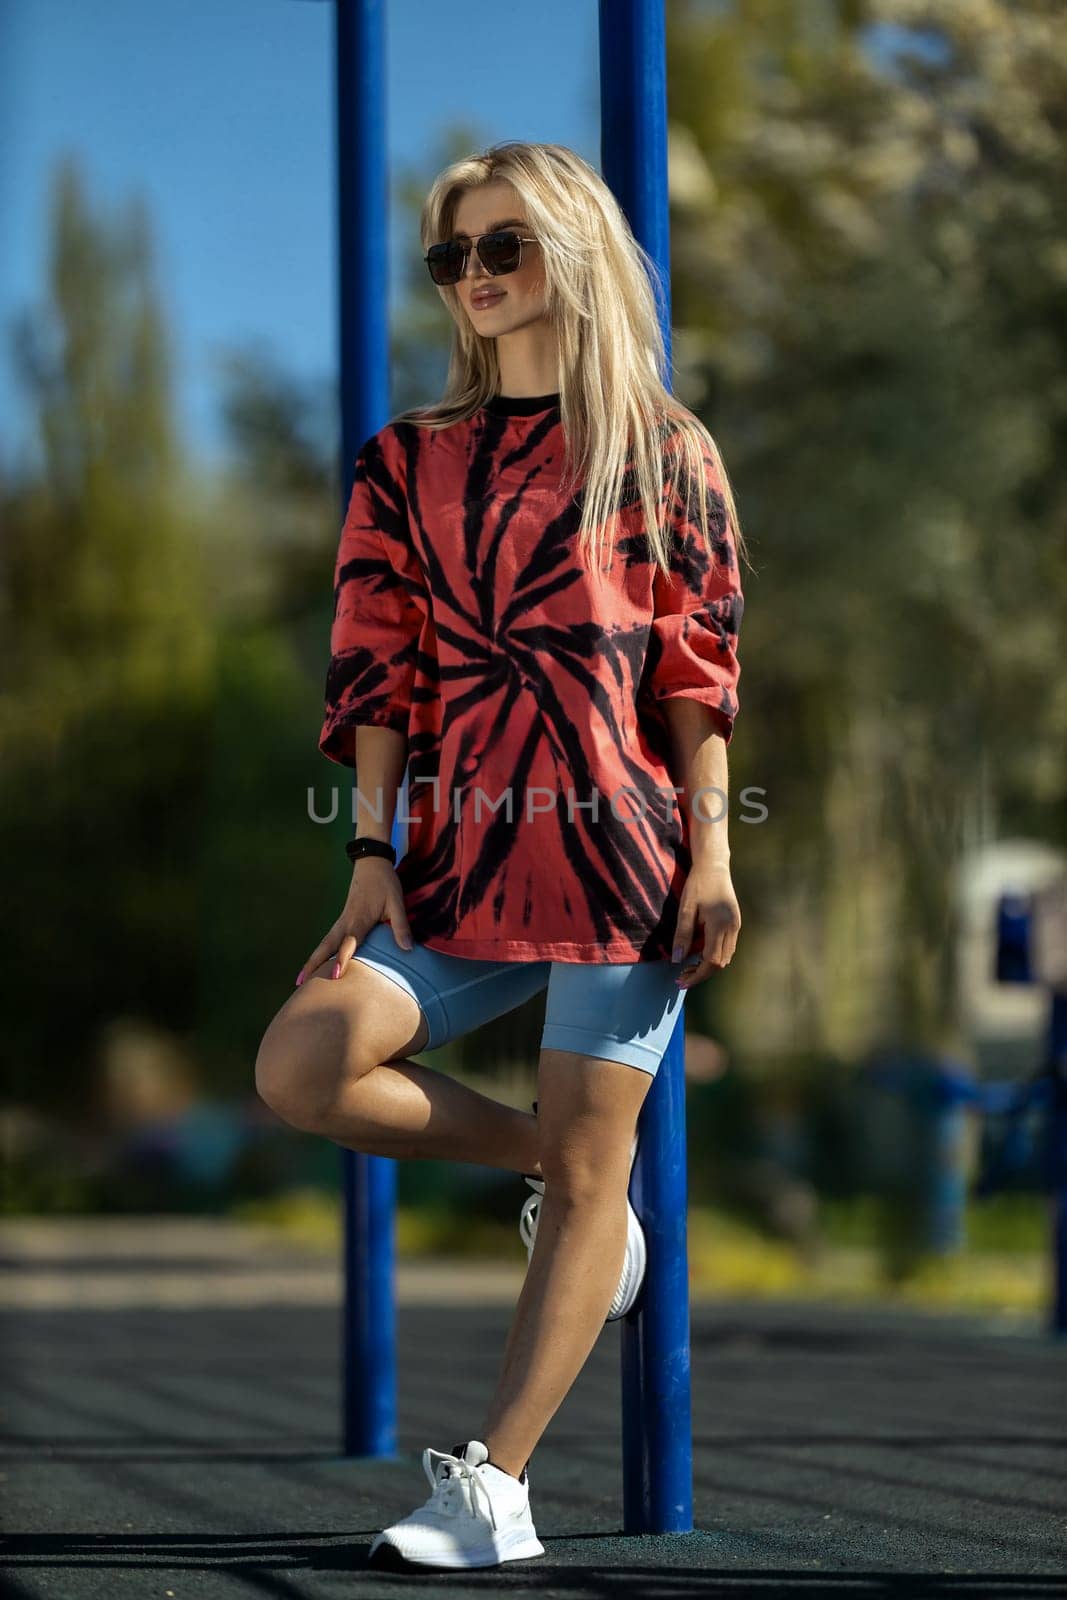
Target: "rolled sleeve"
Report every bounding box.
[644,446,744,745]
[318,431,422,766]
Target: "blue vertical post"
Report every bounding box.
[995,890,1067,1338]
[335,0,398,1458]
[927,1068,969,1253]
[1048,991,1067,1338]
[600,0,695,1535]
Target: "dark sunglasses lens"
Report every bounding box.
[479,232,522,274]
[426,243,464,285]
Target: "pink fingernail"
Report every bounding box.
[295,972,304,987]
[331,963,340,979]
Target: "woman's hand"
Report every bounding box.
[671,860,741,989]
[295,858,414,986]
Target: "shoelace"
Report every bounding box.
[420,1447,498,1531]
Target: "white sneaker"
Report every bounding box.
[519,1111,645,1322]
[368,1439,545,1570]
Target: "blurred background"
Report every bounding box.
[2,0,1065,1319]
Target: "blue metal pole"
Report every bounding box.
[995,890,1067,1338]
[928,1066,969,1253]
[600,0,695,1536]
[1047,990,1067,1338]
[335,0,398,1459]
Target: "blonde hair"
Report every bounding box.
[393,139,749,583]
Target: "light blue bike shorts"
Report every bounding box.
[349,922,699,1077]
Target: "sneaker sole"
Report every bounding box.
[605,1193,647,1321]
[369,1527,546,1569]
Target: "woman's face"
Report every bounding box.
[448,181,546,335]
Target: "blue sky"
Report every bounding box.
[1,0,600,469]
[0,3,934,474]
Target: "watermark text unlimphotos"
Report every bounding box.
[308,778,769,828]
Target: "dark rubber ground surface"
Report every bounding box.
[2,1284,1065,1596]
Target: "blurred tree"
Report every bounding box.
[210,344,338,616]
[664,0,1066,1060]
[1,156,213,1115]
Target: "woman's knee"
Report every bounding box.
[254,991,374,1132]
[537,1116,634,1200]
[536,1050,649,1198]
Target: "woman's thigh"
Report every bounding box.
[541,956,694,1078]
[349,922,552,1055]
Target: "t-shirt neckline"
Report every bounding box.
[482,391,561,417]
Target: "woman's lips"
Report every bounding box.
[471,291,505,310]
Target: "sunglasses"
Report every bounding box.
[424,229,539,287]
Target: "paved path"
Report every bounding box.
[1,1220,1065,1595]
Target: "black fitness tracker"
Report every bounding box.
[345,836,397,867]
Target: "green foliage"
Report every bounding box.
[667,0,1067,1059]
[0,157,345,1116]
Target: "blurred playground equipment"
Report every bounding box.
[868,860,1067,1337]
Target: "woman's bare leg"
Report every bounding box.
[254,956,542,1177]
[478,1047,653,1477]
[324,1059,542,1173]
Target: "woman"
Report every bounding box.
[255,139,747,1571]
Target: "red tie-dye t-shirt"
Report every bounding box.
[319,392,743,964]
